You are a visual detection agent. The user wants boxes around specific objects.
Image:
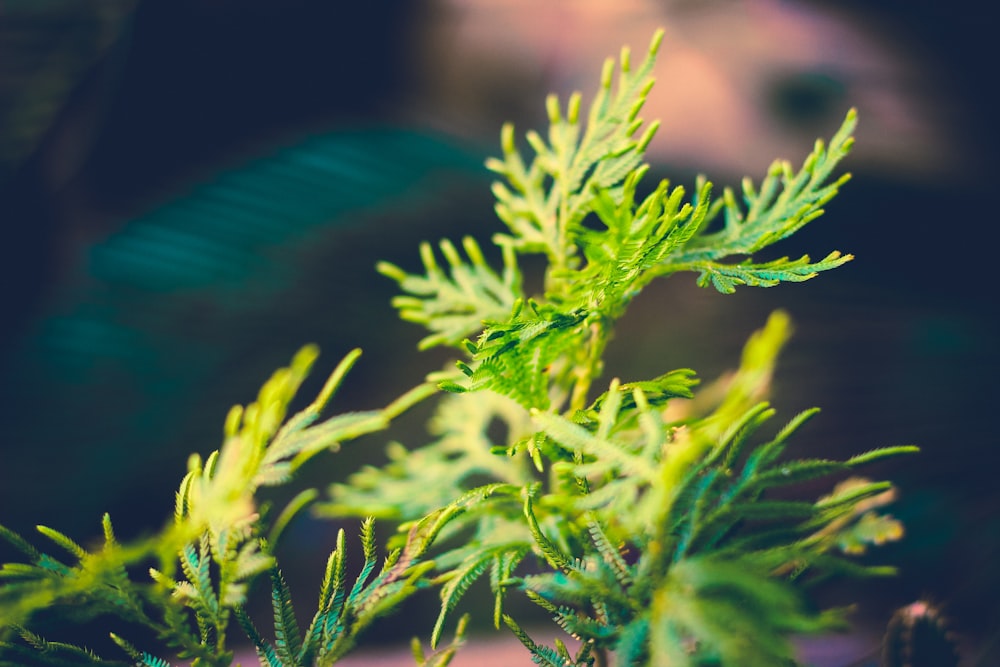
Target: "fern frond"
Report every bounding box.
[741,407,821,477]
[501,615,576,667]
[380,237,521,350]
[846,445,921,466]
[678,250,850,294]
[320,390,533,525]
[359,517,376,564]
[263,410,390,477]
[524,589,617,644]
[650,555,833,667]
[347,523,379,607]
[269,566,303,665]
[234,608,282,667]
[490,543,531,629]
[413,614,469,667]
[431,556,491,649]
[0,525,41,563]
[532,407,658,485]
[671,109,858,281]
[319,530,346,614]
[137,655,172,667]
[715,402,776,470]
[34,527,86,563]
[751,458,849,488]
[177,538,218,616]
[523,486,574,573]
[456,299,587,409]
[12,626,107,665]
[584,369,698,419]
[576,176,714,315]
[109,633,144,664]
[487,29,664,273]
[586,518,631,587]
[813,479,894,513]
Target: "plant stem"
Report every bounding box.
[568,320,608,413]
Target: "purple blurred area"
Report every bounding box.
[1,0,996,663]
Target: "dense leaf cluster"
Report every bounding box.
[1,28,912,667]
[332,29,911,666]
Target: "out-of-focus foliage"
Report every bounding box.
[0,0,136,174]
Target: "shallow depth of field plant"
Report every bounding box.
[0,29,916,667]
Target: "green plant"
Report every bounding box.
[1,29,915,667]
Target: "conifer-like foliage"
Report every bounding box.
[0,349,443,666]
[326,29,914,666]
[1,28,914,667]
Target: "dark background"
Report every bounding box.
[1,0,997,663]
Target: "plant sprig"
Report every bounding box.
[2,26,915,667]
[333,27,913,667]
[1,349,438,666]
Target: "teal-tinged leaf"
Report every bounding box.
[501,615,577,667]
[236,607,283,667]
[586,518,632,587]
[269,567,303,665]
[138,655,173,667]
[347,552,378,607]
[177,537,219,620]
[657,110,857,294]
[527,588,616,643]
[431,556,491,649]
[614,617,649,666]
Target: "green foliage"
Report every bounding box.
[321,389,536,522]
[377,237,521,351]
[1,348,436,665]
[327,28,913,667]
[2,26,916,667]
[233,518,442,667]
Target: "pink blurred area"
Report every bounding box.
[232,630,882,667]
[412,0,960,182]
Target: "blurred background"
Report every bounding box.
[1,0,997,663]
